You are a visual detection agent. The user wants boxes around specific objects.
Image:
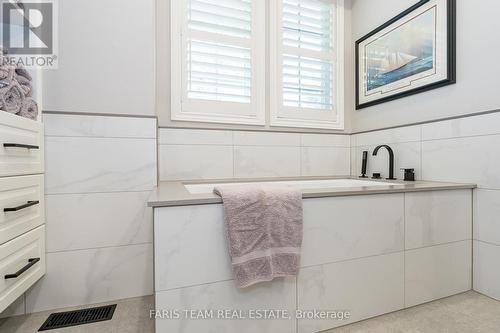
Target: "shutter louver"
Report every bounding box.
[282,0,335,111]
[186,0,253,104]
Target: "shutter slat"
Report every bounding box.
[282,0,334,53]
[186,0,252,104]
[282,52,333,111]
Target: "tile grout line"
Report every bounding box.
[47,241,153,255]
[403,193,406,307]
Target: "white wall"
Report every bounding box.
[351,0,500,132]
[42,0,155,116]
[351,112,500,301]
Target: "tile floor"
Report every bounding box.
[1,291,499,332]
[0,296,155,333]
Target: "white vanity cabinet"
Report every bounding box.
[0,112,46,313]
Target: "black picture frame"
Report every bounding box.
[355,0,456,110]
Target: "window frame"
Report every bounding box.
[171,0,266,125]
[270,0,345,130]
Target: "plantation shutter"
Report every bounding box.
[171,0,265,125]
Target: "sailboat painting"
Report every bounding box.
[365,8,435,92]
[356,0,456,109]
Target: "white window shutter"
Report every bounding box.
[271,0,345,130]
[171,0,265,125]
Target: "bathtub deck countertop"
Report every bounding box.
[148,176,476,208]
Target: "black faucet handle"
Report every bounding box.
[401,168,415,181]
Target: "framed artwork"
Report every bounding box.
[355,0,456,109]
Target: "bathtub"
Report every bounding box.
[150,179,475,333]
[184,178,400,194]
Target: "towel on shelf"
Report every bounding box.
[214,185,303,288]
[18,97,38,120]
[0,46,38,119]
[0,82,24,114]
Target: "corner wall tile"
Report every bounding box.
[354,125,421,147]
[405,241,472,307]
[43,114,157,138]
[45,191,153,252]
[473,240,500,301]
[405,190,472,249]
[297,252,404,333]
[422,135,500,189]
[301,147,350,176]
[422,112,500,141]
[301,134,350,147]
[234,146,301,178]
[233,131,301,146]
[25,244,153,313]
[474,189,500,246]
[45,136,157,194]
[159,128,232,145]
[159,145,233,181]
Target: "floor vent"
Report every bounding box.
[38,304,117,331]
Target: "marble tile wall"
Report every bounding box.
[158,128,351,181]
[4,114,158,315]
[352,111,500,301]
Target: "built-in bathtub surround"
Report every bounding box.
[158,128,351,181]
[18,114,157,314]
[151,179,474,332]
[351,110,500,302]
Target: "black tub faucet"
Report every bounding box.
[372,145,396,180]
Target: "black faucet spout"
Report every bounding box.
[372,145,396,180]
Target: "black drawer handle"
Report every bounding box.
[4,200,40,212]
[4,258,41,279]
[3,143,39,150]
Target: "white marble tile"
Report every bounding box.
[473,240,500,301]
[158,128,233,145]
[297,252,404,333]
[422,135,500,189]
[43,114,157,138]
[159,145,233,181]
[45,136,157,194]
[301,134,350,147]
[234,146,301,178]
[25,243,153,313]
[45,191,153,252]
[301,194,404,267]
[233,131,301,146]
[42,0,155,116]
[422,112,500,141]
[353,125,421,147]
[405,240,472,307]
[355,142,422,180]
[405,190,472,250]
[154,205,232,291]
[350,147,357,176]
[0,296,24,319]
[473,189,500,246]
[300,147,350,177]
[155,278,296,333]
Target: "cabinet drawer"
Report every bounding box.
[0,175,44,245]
[0,112,44,177]
[0,225,45,313]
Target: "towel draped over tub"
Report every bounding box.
[214,185,303,288]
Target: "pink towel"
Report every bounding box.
[214,185,303,288]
